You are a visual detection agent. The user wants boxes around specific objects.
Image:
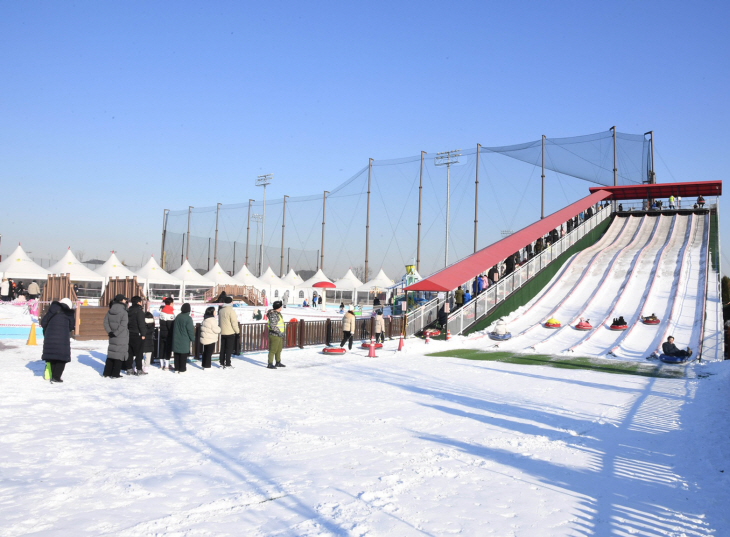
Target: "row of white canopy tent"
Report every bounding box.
[0,244,394,303]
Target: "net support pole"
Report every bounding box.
[245,199,253,268]
[417,151,425,272]
[160,209,168,269]
[207,238,211,271]
[214,202,221,264]
[233,242,236,274]
[611,126,617,211]
[474,144,480,252]
[649,130,655,183]
[541,135,545,219]
[320,191,328,271]
[186,206,193,260]
[280,195,288,277]
[365,158,372,281]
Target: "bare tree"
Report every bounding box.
[76,251,86,262]
[352,264,372,283]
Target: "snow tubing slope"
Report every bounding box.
[495,213,713,362]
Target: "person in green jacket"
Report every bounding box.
[172,303,195,373]
[267,300,286,369]
[454,287,465,309]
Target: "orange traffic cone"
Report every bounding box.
[446,329,451,341]
[27,323,37,346]
[425,331,430,344]
[368,338,377,358]
[397,335,404,351]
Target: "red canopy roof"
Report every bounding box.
[589,180,722,200]
[406,190,612,292]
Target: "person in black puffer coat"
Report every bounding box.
[103,295,129,378]
[142,311,155,372]
[158,297,175,370]
[41,298,75,383]
[126,296,147,375]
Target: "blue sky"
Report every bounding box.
[1,1,729,275]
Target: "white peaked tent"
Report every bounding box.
[332,268,363,305]
[358,268,393,304]
[95,252,137,280]
[135,256,182,300]
[171,260,214,300]
[49,249,104,283]
[0,244,50,281]
[259,266,292,301]
[281,268,303,287]
[204,262,239,285]
[296,268,333,307]
[233,264,265,288]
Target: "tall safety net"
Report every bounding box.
[163,130,652,280]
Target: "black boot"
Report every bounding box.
[276,363,286,368]
[267,364,277,369]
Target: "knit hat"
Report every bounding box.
[273,300,283,310]
[59,298,73,309]
[181,303,191,313]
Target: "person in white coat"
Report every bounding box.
[200,306,221,369]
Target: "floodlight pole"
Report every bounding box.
[257,174,272,276]
[611,126,617,211]
[541,135,545,219]
[214,203,221,264]
[365,158,372,281]
[245,199,253,268]
[252,214,263,275]
[280,195,288,277]
[474,144,480,252]
[186,206,193,260]
[417,151,425,272]
[321,191,328,271]
[160,209,169,269]
[645,130,656,183]
[435,149,462,267]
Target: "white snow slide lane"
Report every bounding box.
[534,214,669,355]
[498,216,643,352]
[498,216,635,344]
[575,214,688,358]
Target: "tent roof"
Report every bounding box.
[0,244,50,280]
[204,262,239,285]
[135,256,182,285]
[362,268,393,290]
[281,268,303,286]
[95,252,137,279]
[334,268,363,290]
[300,268,333,288]
[170,259,214,285]
[48,248,104,282]
[232,265,265,287]
[589,180,722,201]
[406,189,611,292]
[259,266,290,288]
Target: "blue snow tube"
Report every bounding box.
[659,354,690,364]
[488,332,512,341]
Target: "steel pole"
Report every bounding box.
[612,126,617,212]
[245,199,253,268]
[321,191,328,271]
[445,162,450,267]
[365,158,372,281]
[260,185,267,277]
[160,209,168,269]
[474,144,480,252]
[541,135,545,219]
[186,206,193,260]
[233,242,236,274]
[649,130,655,183]
[280,195,288,277]
[417,151,425,272]
[214,203,221,263]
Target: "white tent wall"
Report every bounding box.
[171,259,214,301]
[136,257,183,301]
[0,245,50,284]
[48,249,105,298]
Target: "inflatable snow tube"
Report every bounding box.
[544,318,561,329]
[423,329,441,337]
[361,342,384,349]
[659,354,689,364]
[575,322,593,331]
[488,332,512,341]
[609,324,628,331]
[642,318,660,325]
[322,347,347,355]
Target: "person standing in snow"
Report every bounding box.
[142,311,155,372]
[0,278,10,302]
[282,290,289,308]
[200,306,221,369]
[340,307,356,350]
[218,296,239,369]
[172,303,195,373]
[126,296,147,375]
[27,280,40,300]
[158,297,175,370]
[103,295,129,378]
[454,287,464,309]
[374,309,385,344]
[41,297,75,383]
[266,300,286,369]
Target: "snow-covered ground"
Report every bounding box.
[2,336,730,536]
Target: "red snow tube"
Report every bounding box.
[575,321,593,331]
[610,324,628,331]
[361,342,384,349]
[642,318,660,325]
[423,329,441,337]
[322,347,347,355]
